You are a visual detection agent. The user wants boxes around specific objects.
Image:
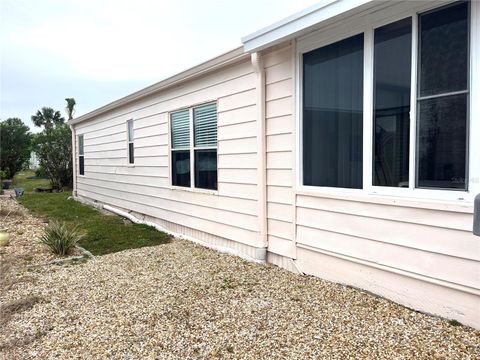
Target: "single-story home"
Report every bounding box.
[68,0,480,328]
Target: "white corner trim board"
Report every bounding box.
[74,196,266,264]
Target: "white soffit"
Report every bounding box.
[242,0,378,52]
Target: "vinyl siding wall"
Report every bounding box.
[74,57,263,250]
[262,40,479,327]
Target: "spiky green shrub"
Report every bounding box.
[39,221,84,255]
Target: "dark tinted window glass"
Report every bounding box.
[417,94,467,189]
[128,143,134,164]
[195,149,217,190]
[373,18,412,187]
[419,2,469,97]
[79,156,84,176]
[172,151,190,187]
[303,34,364,189]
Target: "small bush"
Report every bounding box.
[39,221,84,255]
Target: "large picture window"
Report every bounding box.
[171,103,217,190]
[303,33,364,189]
[301,1,470,196]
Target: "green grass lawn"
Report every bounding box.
[12,170,50,192]
[16,175,171,255]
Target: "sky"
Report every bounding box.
[0,0,316,132]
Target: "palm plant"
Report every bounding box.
[31,107,65,130]
[65,98,76,120]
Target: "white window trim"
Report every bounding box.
[126,119,134,167]
[78,134,85,176]
[295,0,479,204]
[169,101,219,194]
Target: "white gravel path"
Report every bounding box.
[1,238,479,359]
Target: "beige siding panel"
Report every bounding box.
[296,225,479,289]
[266,133,293,153]
[218,88,256,112]
[133,157,169,167]
[134,146,168,158]
[263,45,292,68]
[134,114,168,129]
[267,169,292,187]
[134,123,167,138]
[218,120,257,140]
[218,169,257,185]
[84,165,168,177]
[218,137,257,155]
[266,79,293,102]
[218,153,257,169]
[268,219,294,241]
[77,182,259,231]
[78,176,258,216]
[135,134,168,148]
[265,61,292,85]
[266,115,293,136]
[84,123,125,139]
[267,186,293,205]
[81,171,169,188]
[84,140,125,152]
[266,151,293,170]
[296,206,480,262]
[297,194,473,231]
[87,149,127,159]
[267,235,296,258]
[76,188,259,246]
[218,105,256,126]
[266,97,293,118]
[267,202,293,223]
[84,158,126,167]
[220,183,257,201]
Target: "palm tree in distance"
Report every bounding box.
[65,98,76,120]
[31,107,65,130]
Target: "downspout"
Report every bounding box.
[251,52,268,260]
[70,125,77,197]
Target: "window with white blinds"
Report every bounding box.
[170,102,217,190]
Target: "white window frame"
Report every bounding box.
[169,101,218,194]
[78,134,85,176]
[126,119,134,166]
[295,0,479,203]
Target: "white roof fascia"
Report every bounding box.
[69,46,248,126]
[242,0,376,52]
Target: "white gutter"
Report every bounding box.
[251,52,268,250]
[69,46,249,126]
[242,0,375,52]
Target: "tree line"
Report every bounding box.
[0,98,77,189]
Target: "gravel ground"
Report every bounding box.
[1,197,479,359]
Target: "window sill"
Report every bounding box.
[295,186,474,214]
[170,185,218,196]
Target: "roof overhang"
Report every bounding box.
[242,0,378,52]
[69,46,249,126]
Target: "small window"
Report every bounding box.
[78,134,84,175]
[127,119,134,164]
[170,103,218,190]
[193,103,217,190]
[171,109,191,187]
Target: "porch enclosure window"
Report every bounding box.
[127,119,134,164]
[303,34,364,188]
[302,1,469,192]
[78,134,84,175]
[373,18,412,187]
[171,103,217,190]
